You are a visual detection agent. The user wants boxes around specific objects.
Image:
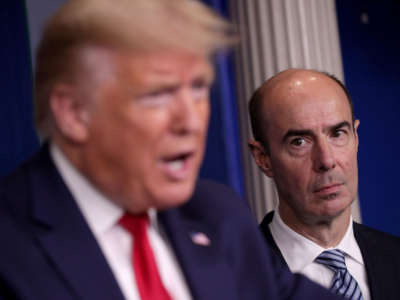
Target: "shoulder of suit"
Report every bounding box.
[0,144,60,221]
[0,144,50,188]
[353,221,400,248]
[192,179,243,205]
[183,179,251,220]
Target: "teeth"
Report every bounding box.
[168,160,184,171]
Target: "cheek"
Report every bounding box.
[121,110,170,142]
[273,157,317,202]
[345,154,359,190]
[273,159,308,188]
[339,149,358,176]
[273,153,309,179]
[198,101,211,132]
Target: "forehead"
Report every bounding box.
[78,46,214,90]
[264,72,352,133]
[118,50,213,87]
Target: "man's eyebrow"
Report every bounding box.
[281,121,352,143]
[330,121,352,132]
[192,69,215,86]
[191,76,212,87]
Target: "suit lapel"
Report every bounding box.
[354,222,385,300]
[259,211,290,269]
[28,146,125,300]
[159,209,238,300]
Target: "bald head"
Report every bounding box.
[249,69,354,151]
[248,69,360,229]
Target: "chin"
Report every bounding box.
[318,204,349,221]
[153,180,196,210]
[319,192,351,210]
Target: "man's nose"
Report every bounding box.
[170,89,209,135]
[313,138,336,172]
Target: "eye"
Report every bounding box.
[137,88,174,107]
[331,128,350,146]
[290,137,307,147]
[287,136,312,156]
[332,129,345,138]
[191,79,210,101]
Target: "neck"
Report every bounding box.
[278,206,351,248]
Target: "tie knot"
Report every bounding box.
[315,249,347,271]
[119,212,149,236]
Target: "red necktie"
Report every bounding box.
[119,213,172,300]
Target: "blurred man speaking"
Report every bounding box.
[0,1,341,300]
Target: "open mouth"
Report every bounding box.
[161,151,195,180]
[166,153,192,171]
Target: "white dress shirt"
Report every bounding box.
[50,143,192,300]
[270,209,371,300]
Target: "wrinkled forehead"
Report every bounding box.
[73,46,215,102]
[78,45,213,79]
[263,72,353,132]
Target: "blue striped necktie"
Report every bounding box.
[315,249,364,300]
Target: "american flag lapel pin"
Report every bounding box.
[190,232,211,246]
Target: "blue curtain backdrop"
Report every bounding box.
[0,0,38,177]
[199,0,245,198]
[336,0,400,236]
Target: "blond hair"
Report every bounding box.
[35,0,236,137]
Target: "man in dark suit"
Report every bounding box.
[248,69,400,300]
[0,1,340,300]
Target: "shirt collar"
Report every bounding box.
[336,219,364,265]
[270,208,364,272]
[50,143,159,236]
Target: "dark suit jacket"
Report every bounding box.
[0,145,340,300]
[260,211,400,300]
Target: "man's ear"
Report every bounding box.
[354,119,360,148]
[50,83,90,143]
[248,139,274,177]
